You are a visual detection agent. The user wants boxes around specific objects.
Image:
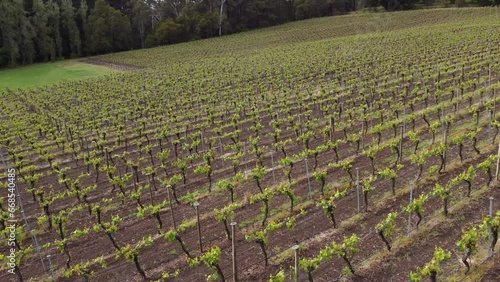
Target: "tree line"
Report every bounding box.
[1,0,498,68]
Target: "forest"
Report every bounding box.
[1,0,498,68]
[1,6,500,282]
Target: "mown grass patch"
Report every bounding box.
[0,60,117,90]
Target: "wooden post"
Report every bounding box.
[356,167,360,213]
[292,244,299,282]
[231,222,237,281]
[305,158,311,199]
[399,124,404,162]
[194,202,202,252]
[271,151,276,185]
[166,185,177,230]
[47,255,55,281]
[495,142,500,181]
[407,182,414,235]
[243,142,248,179]
[488,197,494,257]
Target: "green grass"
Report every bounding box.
[0,60,117,90]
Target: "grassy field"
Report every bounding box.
[0,60,117,90]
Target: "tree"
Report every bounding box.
[410,151,428,181]
[313,169,327,196]
[199,247,225,281]
[277,181,297,214]
[375,212,397,251]
[480,211,500,253]
[456,227,479,274]
[214,203,241,240]
[110,8,133,51]
[64,256,107,282]
[387,0,418,11]
[365,144,382,175]
[128,0,151,48]
[136,201,168,233]
[403,193,428,229]
[316,190,346,228]
[86,0,132,54]
[245,218,295,267]
[458,165,475,197]
[60,0,82,57]
[431,142,447,173]
[0,0,18,66]
[331,234,360,274]
[169,158,186,184]
[333,159,354,184]
[92,206,122,251]
[477,155,495,187]
[409,247,451,282]
[467,128,481,155]
[407,131,420,155]
[18,0,36,64]
[299,245,333,282]
[362,175,376,213]
[116,236,153,280]
[431,183,451,216]
[195,151,214,191]
[250,187,274,226]
[378,167,398,196]
[31,0,54,61]
[78,0,89,55]
[176,2,218,39]
[0,0,35,66]
[48,0,63,59]
[452,135,465,162]
[164,229,192,258]
[251,165,266,193]
[278,156,294,183]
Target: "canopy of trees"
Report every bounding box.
[1,0,498,67]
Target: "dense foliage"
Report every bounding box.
[1,7,500,282]
[1,0,499,67]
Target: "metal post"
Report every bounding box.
[489,111,492,140]
[219,135,224,167]
[47,255,55,281]
[329,116,333,141]
[407,182,414,235]
[292,244,300,282]
[298,114,302,135]
[146,173,154,205]
[243,142,248,179]
[194,202,202,252]
[305,158,312,199]
[271,151,276,185]
[231,221,237,281]
[166,185,177,230]
[201,131,205,151]
[441,107,445,135]
[370,102,373,129]
[356,167,360,213]
[361,122,364,149]
[488,197,494,256]
[496,142,500,181]
[31,230,46,272]
[443,129,448,171]
[403,104,406,133]
[399,124,404,162]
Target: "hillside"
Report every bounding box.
[1,7,500,282]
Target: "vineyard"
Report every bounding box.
[2,7,500,282]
